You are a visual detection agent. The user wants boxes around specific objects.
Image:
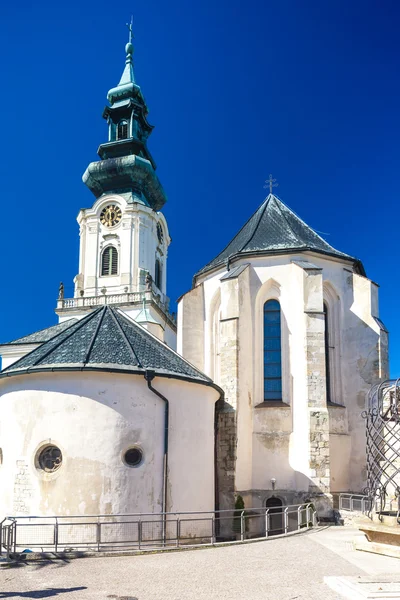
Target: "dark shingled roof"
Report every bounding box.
[4,319,78,345]
[1,307,214,386]
[195,194,365,278]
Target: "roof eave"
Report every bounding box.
[194,247,365,284]
[0,364,224,397]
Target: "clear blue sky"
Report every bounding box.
[1,1,399,373]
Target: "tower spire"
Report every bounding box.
[83,20,167,210]
[118,17,135,86]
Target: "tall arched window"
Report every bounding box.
[264,299,282,401]
[324,303,331,403]
[117,120,128,140]
[155,259,162,289]
[101,246,118,276]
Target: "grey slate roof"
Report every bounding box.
[195,194,365,278]
[1,307,214,386]
[4,319,78,345]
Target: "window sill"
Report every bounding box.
[327,402,345,408]
[255,401,290,409]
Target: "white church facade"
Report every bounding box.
[179,196,388,514]
[0,32,389,520]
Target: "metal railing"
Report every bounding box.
[338,493,372,514]
[363,379,400,517]
[56,286,176,325]
[0,503,316,559]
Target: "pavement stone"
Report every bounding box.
[0,527,398,600]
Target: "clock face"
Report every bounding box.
[157,223,164,243]
[100,205,122,228]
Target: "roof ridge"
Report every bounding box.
[84,306,107,365]
[274,195,347,252]
[110,308,143,368]
[27,309,103,369]
[281,200,344,253]
[272,196,305,246]
[239,195,272,254]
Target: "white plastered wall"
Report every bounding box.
[0,372,218,517]
[75,194,170,298]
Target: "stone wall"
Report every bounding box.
[215,407,236,511]
[219,319,239,411]
[13,459,32,515]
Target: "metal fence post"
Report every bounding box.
[284,508,288,534]
[265,509,269,537]
[211,516,216,544]
[54,518,58,553]
[97,518,101,552]
[0,519,3,556]
[240,510,245,541]
[138,520,142,550]
[297,505,301,530]
[176,519,180,548]
[6,525,11,561]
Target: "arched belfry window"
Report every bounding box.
[101,246,118,276]
[264,299,282,401]
[117,120,128,140]
[324,303,331,403]
[155,259,162,289]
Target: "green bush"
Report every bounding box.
[232,495,247,534]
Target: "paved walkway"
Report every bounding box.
[0,527,399,599]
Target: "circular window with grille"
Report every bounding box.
[123,447,143,467]
[37,445,63,473]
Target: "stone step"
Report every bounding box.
[325,575,400,599]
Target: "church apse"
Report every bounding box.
[179,193,389,517]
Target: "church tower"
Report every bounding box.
[56,29,176,347]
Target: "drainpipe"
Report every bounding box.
[144,369,169,544]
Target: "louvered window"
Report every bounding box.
[101,246,118,276]
[155,259,162,289]
[117,120,128,140]
[264,299,282,401]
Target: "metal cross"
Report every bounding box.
[264,174,278,194]
[126,16,134,43]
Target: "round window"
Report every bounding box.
[37,445,62,473]
[124,447,143,467]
